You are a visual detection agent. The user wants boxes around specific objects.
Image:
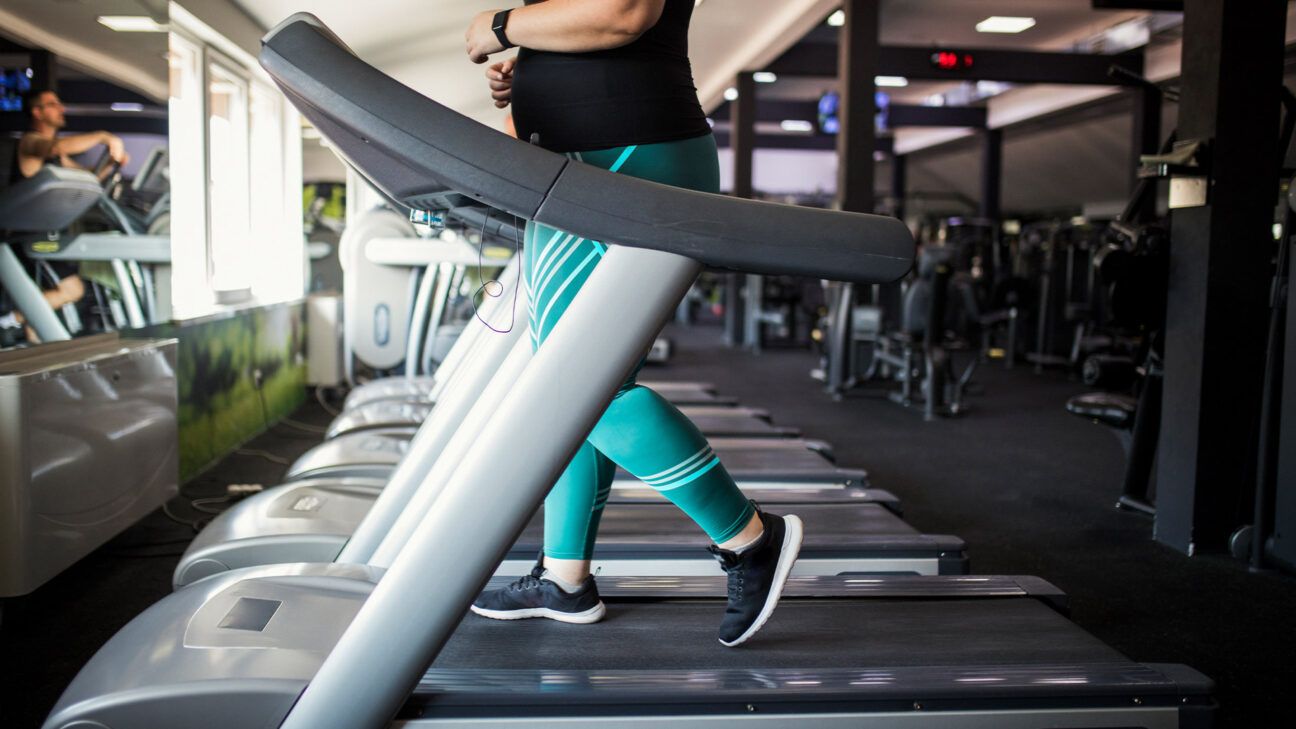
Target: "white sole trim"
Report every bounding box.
[470,601,607,625]
[720,514,803,647]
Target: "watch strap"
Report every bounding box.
[492,9,515,49]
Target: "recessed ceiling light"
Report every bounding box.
[97,15,168,32]
[875,76,908,88]
[976,16,1036,34]
[753,72,778,84]
[780,119,814,133]
[724,87,739,102]
[110,103,145,112]
[828,10,845,27]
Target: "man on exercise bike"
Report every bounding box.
[12,89,130,181]
[4,88,131,341]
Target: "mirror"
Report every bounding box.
[0,0,169,349]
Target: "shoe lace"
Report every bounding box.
[510,565,546,592]
[707,546,743,601]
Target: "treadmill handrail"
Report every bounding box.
[259,14,914,285]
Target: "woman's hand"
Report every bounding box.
[486,58,517,109]
[465,9,506,64]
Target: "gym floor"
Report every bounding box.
[3,322,1292,728]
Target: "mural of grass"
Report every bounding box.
[142,303,307,480]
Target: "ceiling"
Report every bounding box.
[235,0,836,128]
[879,0,1143,50]
[0,0,167,101]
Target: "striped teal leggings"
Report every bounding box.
[524,133,755,559]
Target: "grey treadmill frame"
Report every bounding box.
[257,14,911,729]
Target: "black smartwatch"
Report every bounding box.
[492,9,515,49]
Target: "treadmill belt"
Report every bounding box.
[681,413,796,436]
[435,598,1126,671]
[514,502,918,552]
[615,445,839,481]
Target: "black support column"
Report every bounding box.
[723,72,757,347]
[980,128,1002,220]
[29,50,57,94]
[835,0,878,215]
[825,0,880,395]
[731,72,756,199]
[890,153,907,220]
[1129,84,1162,194]
[1155,0,1288,555]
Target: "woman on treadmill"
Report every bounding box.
[464,0,802,647]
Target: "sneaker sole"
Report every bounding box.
[470,601,607,624]
[720,514,803,647]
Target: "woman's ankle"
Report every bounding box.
[542,556,591,586]
[716,511,765,553]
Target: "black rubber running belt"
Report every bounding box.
[512,502,921,550]
[431,598,1124,670]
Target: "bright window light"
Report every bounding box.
[780,119,814,133]
[875,76,909,87]
[828,9,845,27]
[724,86,739,101]
[976,16,1036,34]
[753,71,778,84]
[97,15,168,32]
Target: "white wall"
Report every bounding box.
[717,148,839,196]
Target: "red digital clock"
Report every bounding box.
[931,51,975,70]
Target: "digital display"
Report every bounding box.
[0,67,33,112]
[931,51,975,71]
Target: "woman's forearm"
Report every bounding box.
[506,0,665,52]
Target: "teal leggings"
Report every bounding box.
[525,133,755,560]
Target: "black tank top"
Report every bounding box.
[7,133,61,186]
[510,0,710,153]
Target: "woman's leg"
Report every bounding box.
[475,137,800,642]
[532,137,759,569]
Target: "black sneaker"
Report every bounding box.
[470,562,606,624]
[707,507,803,647]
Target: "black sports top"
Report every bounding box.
[7,133,61,186]
[509,0,710,152]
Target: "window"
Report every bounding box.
[166,11,305,318]
[206,57,251,302]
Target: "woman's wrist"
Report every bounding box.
[492,9,515,49]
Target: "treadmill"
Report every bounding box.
[283,428,853,483]
[172,484,951,587]
[325,399,799,439]
[344,375,733,410]
[43,16,1214,729]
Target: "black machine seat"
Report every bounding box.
[0,166,102,234]
[1066,391,1137,429]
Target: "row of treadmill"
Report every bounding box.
[42,15,1216,729]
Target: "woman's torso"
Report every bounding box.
[510,0,710,152]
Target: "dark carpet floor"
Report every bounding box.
[4,322,1293,728]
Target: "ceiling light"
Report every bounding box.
[724,87,739,102]
[97,15,168,32]
[753,72,778,84]
[828,10,845,27]
[976,16,1036,34]
[780,119,813,133]
[875,76,908,87]
[110,103,144,112]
